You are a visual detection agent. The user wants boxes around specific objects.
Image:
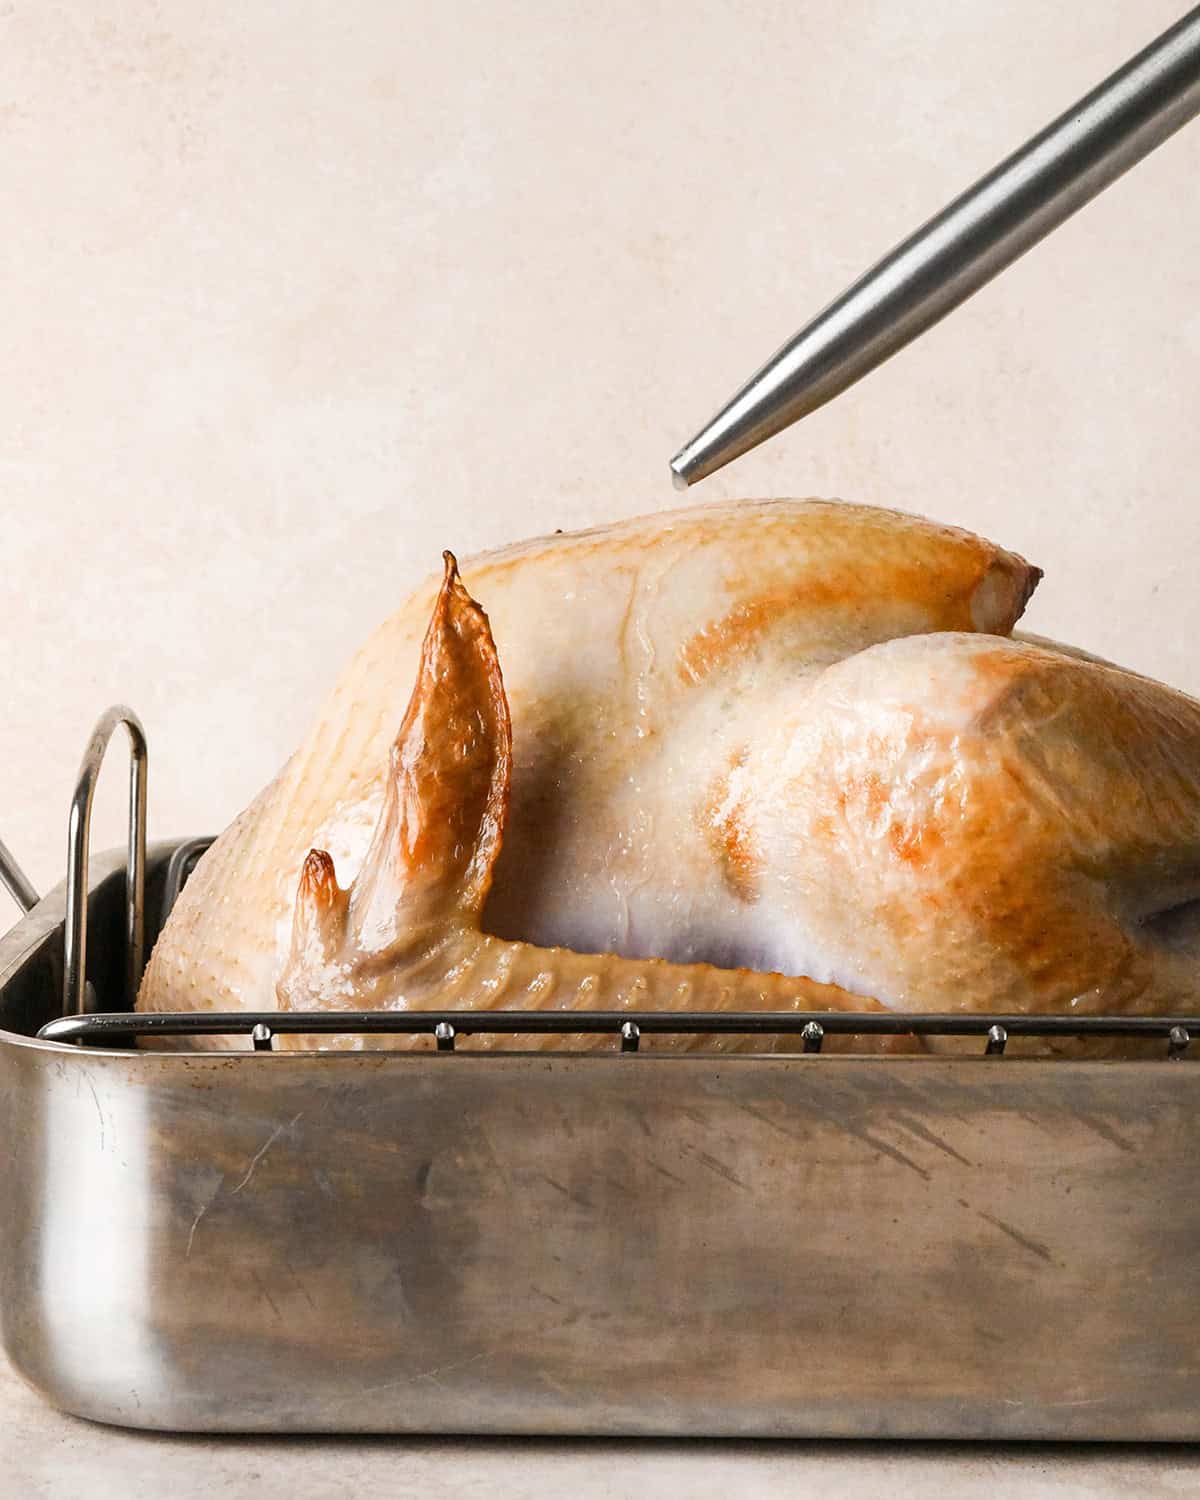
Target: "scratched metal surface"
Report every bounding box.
[2,849,1199,1437]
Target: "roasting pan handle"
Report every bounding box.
[0,836,39,916]
[64,707,148,1016]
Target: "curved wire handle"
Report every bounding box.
[64,707,148,1016]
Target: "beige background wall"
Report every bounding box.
[3,0,1197,899]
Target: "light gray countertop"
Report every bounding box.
[5,1353,1199,1499]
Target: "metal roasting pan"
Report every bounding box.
[2,709,1199,1439]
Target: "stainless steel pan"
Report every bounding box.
[1,709,1198,1438]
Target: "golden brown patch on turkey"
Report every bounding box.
[676,540,1021,687]
[679,581,845,685]
[835,770,888,822]
[831,764,946,870]
[702,752,760,903]
[888,822,945,865]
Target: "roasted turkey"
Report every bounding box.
[138,500,1200,1050]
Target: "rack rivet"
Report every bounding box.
[801,1020,824,1054]
[1168,1025,1190,1060]
[985,1024,1008,1057]
[251,1023,273,1053]
[435,1021,456,1053]
[620,1021,641,1053]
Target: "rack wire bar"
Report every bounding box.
[0,837,39,915]
[37,1008,1200,1053]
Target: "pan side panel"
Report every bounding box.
[1,1044,1197,1438]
